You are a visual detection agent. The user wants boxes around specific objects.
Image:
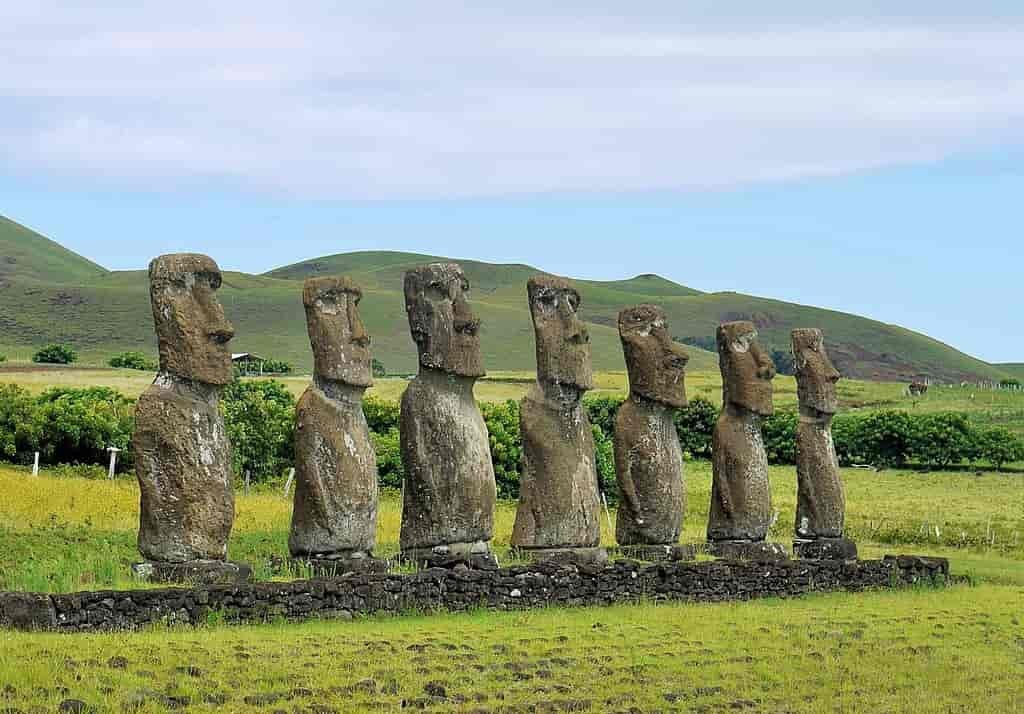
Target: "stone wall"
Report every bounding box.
[0,555,949,633]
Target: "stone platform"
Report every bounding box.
[793,538,859,561]
[293,554,390,578]
[1,555,950,633]
[512,547,609,567]
[617,544,697,562]
[707,540,789,561]
[130,560,252,585]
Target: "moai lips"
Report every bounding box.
[614,306,691,557]
[289,277,382,571]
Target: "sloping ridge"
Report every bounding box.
[0,217,1010,381]
[0,215,108,283]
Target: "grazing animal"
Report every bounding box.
[908,381,928,397]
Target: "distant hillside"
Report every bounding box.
[0,216,107,284]
[997,364,1024,380]
[0,217,1012,382]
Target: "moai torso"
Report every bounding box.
[792,328,845,539]
[707,321,776,542]
[398,264,496,553]
[289,278,379,558]
[614,305,689,546]
[511,276,601,550]
[134,254,236,563]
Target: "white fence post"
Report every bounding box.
[283,467,295,498]
[107,447,121,480]
[32,452,39,477]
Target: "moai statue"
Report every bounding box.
[289,277,386,575]
[614,305,694,562]
[707,321,787,560]
[399,264,498,569]
[791,328,857,560]
[511,276,607,565]
[132,254,250,584]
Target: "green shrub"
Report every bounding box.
[372,359,387,378]
[761,411,798,464]
[910,412,974,469]
[0,384,42,459]
[108,351,156,371]
[261,359,293,374]
[846,410,916,468]
[674,397,718,458]
[363,395,401,433]
[371,427,403,490]
[592,424,618,506]
[221,379,295,483]
[33,387,135,470]
[999,378,1021,389]
[32,344,78,365]
[481,400,522,498]
[584,395,624,439]
[974,427,1024,471]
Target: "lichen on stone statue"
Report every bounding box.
[511,276,606,566]
[132,254,250,584]
[614,305,694,562]
[289,277,385,575]
[791,328,857,560]
[707,320,787,561]
[399,264,497,569]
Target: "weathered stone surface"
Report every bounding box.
[399,265,496,563]
[793,537,858,561]
[615,305,689,547]
[130,560,252,585]
[134,254,236,564]
[513,276,602,558]
[0,592,57,629]
[9,556,952,632]
[792,328,847,542]
[707,540,789,562]
[618,544,697,562]
[294,553,390,577]
[289,277,379,559]
[400,542,499,570]
[708,321,776,544]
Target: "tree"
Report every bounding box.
[221,379,295,483]
[372,358,387,378]
[33,344,78,365]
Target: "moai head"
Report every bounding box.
[304,276,372,388]
[717,320,775,416]
[618,304,688,408]
[149,253,235,385]
[528,275,593,392]
[404,263,484,378]
[791,328,840,415]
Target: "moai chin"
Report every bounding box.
[791,328,857,560]
[132,254,250,584]
[614,305,694,561]
[399,264,498,569]
[706,321,787,561]
[511,275,607,566]
[289,277,386,575]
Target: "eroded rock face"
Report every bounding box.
[289,278,378,560]
[615,305,689,547]
[792,328,846,540]
[707,321,775,543]
[512,276,602,556]
[134,254,235,563]
[399,265,496,564]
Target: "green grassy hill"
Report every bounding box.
[0,216,1012,381]
[996,364,1024,380]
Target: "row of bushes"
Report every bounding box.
[0,383,1021,500]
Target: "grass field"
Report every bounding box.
[0,461,1022,712]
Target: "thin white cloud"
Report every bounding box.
[1,2,1022,198]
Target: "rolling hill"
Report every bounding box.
[0,215,1012,382]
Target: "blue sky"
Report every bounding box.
[1,2,1022,362]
